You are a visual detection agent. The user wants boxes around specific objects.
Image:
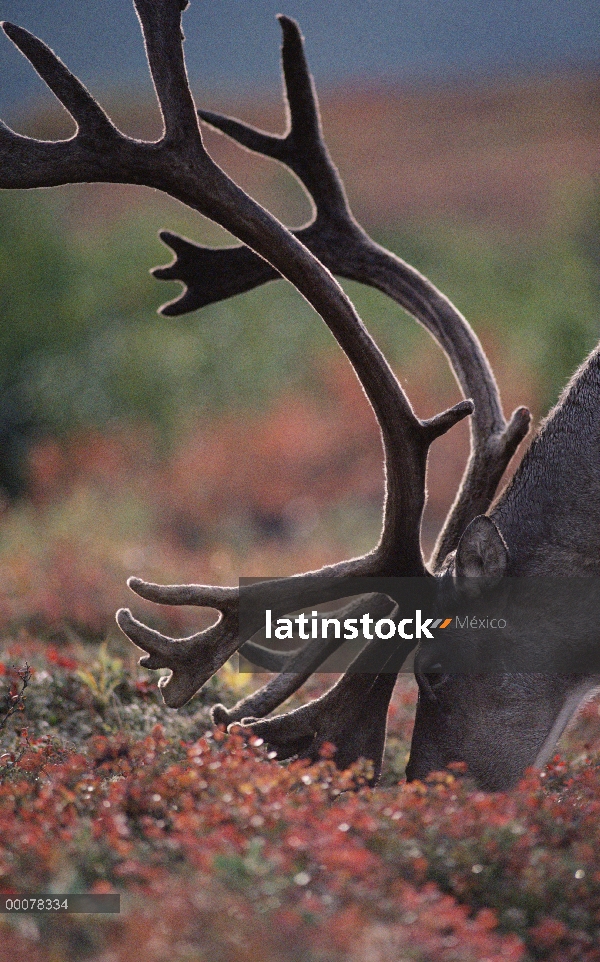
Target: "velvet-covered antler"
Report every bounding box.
[154,16,530,566]
[0,1,474,713]
[131,13,530,763]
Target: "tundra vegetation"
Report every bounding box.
[0,1,600,959]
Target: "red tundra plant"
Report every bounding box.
[0,724,526,962]
[1,669,599,962]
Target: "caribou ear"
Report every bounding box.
[454,515,508,592]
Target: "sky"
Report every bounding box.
[0,0,599,115]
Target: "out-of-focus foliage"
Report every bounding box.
[374,186,600,413]
[0,383,385,639]
[1,181,599,496]
[1,636,600,961]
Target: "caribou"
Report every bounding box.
[1,0,598,790]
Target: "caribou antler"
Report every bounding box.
[138,12,531,748]
[157,16,530,566]
[0,0,474,710]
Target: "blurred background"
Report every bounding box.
[0,0,598,641]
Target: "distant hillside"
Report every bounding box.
[17,70,600,234]
[1,0,599,112]
[319,73,600,229]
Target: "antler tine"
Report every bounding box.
[133,0,202,146]
[161,15,530,565]
[153,230,277,316]
[157,14,353,313]
[0,2,204,190]
[116,607,238,707]
[120,567,385,708]
[199,15,349,220]
[233,672,397,786]
[0,22,121,189]
[115,578,238,706]
[2,23,115,135]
